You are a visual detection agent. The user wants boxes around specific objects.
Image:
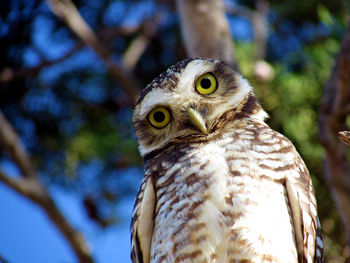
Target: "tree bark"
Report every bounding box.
[251,0,268,61]
[319,24,350,246]
[176,0,236,67]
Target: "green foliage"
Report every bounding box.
[317,4,334,26]
[235,36,338,166]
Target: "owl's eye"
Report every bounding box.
[148,106,171,128]
[195,73,217,95]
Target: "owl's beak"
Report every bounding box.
[187,108,208,135]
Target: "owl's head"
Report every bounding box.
[133,58,267,157]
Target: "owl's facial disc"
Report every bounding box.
[133,58,270,156]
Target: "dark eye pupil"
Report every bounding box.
[200,78,212,89]
[154,111,165,122]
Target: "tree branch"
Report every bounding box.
[46,0,141,104]
[251,0,268,61]
[0,112,36,178]
[122,16,160,71]
[225,2,255,20]
[225,1,269,61]
[0,253,9,263]
[98,15,159,44]
[176,0,236,66]
[0,169,43,201]
[319,24,350,246]
[0,112,94,263]
[1,16,159,86]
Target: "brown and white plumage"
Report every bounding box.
[131,58,324,263]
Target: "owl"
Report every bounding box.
[131,58,324,263]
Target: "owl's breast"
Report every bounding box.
[150,139,231,262]
[148,128,298,262]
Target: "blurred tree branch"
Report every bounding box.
[225,0,268,61]
[0,13,159,86]
[99,22,152,45]
[0,111,94,263]
[46,0,141,104]
[0,112,36,178]
[319,23,350,246]
[0,253,8,263]
[251,0,268,61]
[176,0,236,67]
[122,14,161,71]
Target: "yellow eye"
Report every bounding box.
[195,73,217,95]
[148,106,171,128]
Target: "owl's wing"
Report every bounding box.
[130,175,155,263]
[285,155,324,263]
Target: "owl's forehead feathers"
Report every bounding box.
[136,58,196,106]
[177,59,219,90]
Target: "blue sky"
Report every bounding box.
[0,183,133,263]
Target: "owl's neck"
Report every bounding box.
[234,92,268,123]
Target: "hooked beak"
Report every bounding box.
[187,108,208,135]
